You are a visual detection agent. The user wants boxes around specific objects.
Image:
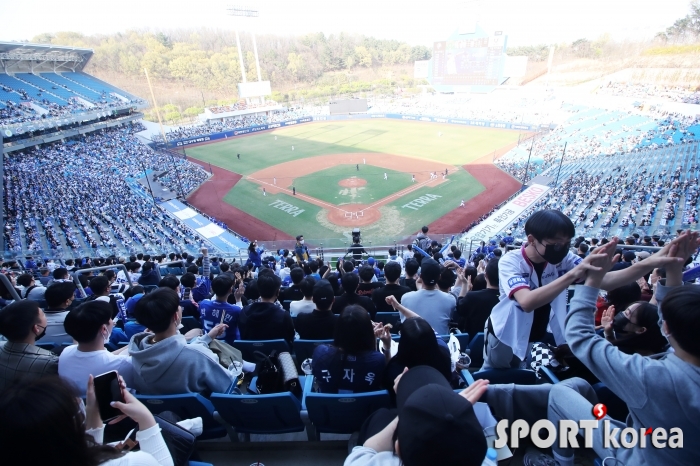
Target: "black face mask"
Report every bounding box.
[613,313,631,334]
[537,242,570,264]
[35,326,47,341]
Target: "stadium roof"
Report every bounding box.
[0,41,93,72]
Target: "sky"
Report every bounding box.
[0,0,692,47]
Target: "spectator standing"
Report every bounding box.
[294,235,309,263]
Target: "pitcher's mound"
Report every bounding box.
[338,177,367,188]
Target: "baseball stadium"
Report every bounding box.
[0,1,699,466]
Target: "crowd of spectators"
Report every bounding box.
[4,123,211,255]
[150,106,328,143]
[598,81,700,104]
[1,81,140,127]
[0,217,698,465]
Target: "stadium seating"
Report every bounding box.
[211,388,313,441]
[302,376,390,438]
[136,392,228,440]
[232,339,291,363]
[292,339,333,371]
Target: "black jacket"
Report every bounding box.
[455,288,500,337]
[371,284,412,312]
[331,293,376,319]
[295,310,338,340]
[280,285,304,303]
[239,302,295,345]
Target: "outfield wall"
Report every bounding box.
[163,114,552,149]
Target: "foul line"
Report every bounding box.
[246,176,350,214]
[248,166,458,216]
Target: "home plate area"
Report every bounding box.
[246,153,456,228]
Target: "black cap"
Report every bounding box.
[419,258,441,286]
[396,366,487,466]
[312,279,335,306]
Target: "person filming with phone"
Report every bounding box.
[0,374,174,466]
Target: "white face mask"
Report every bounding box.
[300,240,305,244]
[103,329,111,344]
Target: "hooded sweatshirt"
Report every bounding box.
[128,332,233,395]
[566,285,700,465]
[239,301,295,345]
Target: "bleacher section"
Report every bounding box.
[484,142,700,241]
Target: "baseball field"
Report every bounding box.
[184,119,525,247]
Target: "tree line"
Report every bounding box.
[32,29,431,94]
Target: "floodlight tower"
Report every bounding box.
[226,5,262,83]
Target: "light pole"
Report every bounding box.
[226,5,261,84]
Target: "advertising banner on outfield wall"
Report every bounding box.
[165,114,544,149]
[462,183,550,242]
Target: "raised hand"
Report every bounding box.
[600,305,615,335]
[385,295,399,310]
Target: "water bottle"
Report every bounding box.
[482,448,498,466]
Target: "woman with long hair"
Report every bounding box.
[0,375,173,466]
[311,305,385,393]
[246,240,263,270]
[377,296,453,400]
[600,301,668,356]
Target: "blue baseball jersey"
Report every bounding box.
[199,299,241,345]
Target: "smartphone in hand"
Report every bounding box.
[94,370,124,421]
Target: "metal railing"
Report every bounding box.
[72,264,132,299]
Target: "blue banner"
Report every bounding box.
[166,114,543,148]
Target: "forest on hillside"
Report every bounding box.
[33,30,431,93]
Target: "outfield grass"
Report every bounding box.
[187,119,519,242]
[293,164,413,206]
[184,119,523,174]
[385,169,484,236]
[223,178,341,240]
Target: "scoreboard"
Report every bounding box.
[431,32,506,86]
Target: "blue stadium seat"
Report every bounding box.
[233,339,290,362]
[302,376,390,437]
[469,332,485,369]
[136,393,227,440]
[292,339,332,371]
[375,312,401,329]
[211,389,311,440]
[189,462,214,466]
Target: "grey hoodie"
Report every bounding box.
[567,285,700,465]
[129,332,233,395]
